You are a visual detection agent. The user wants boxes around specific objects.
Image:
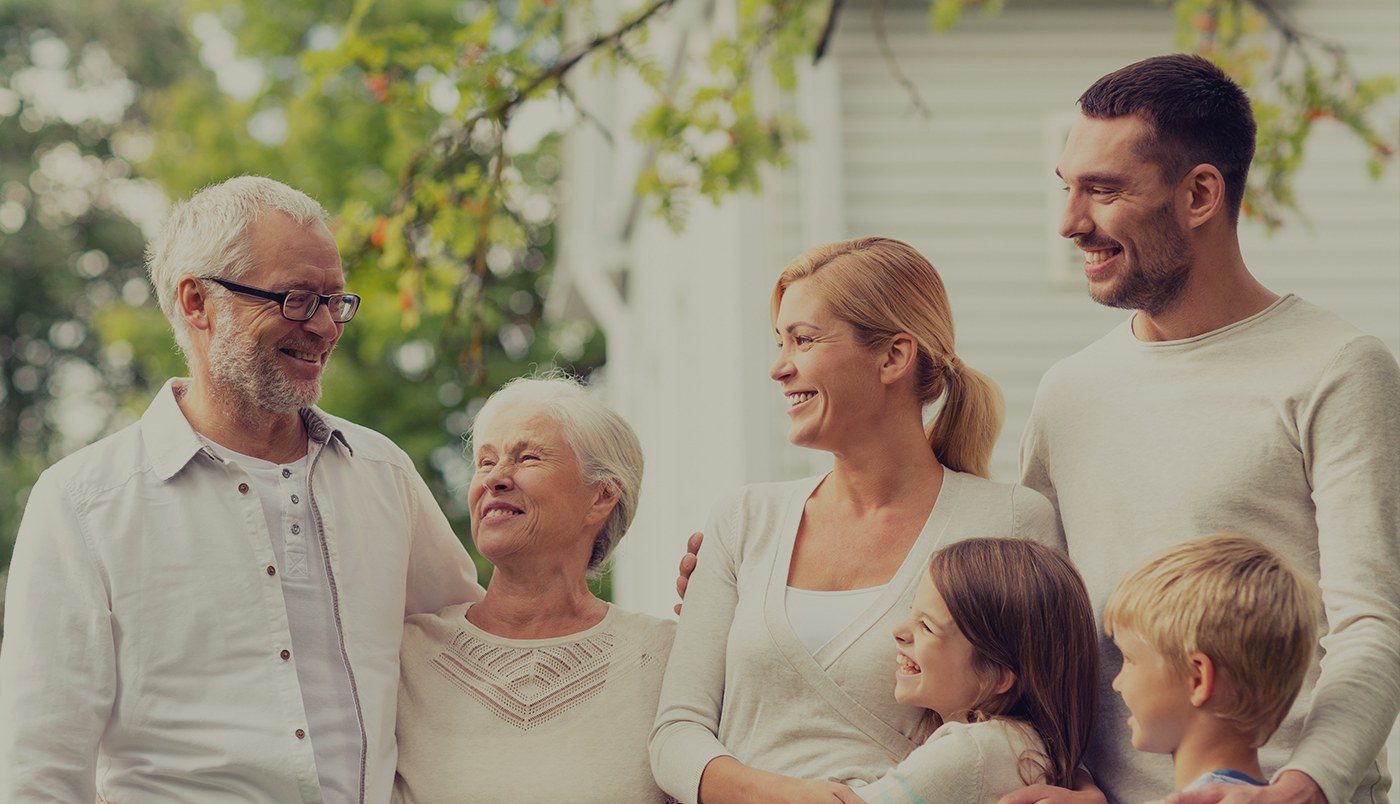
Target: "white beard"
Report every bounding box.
[206,326,326,416]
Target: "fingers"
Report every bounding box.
[997,785,1070,804]
[996,788,1040,804]
[674,531,706,614]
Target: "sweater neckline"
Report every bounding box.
[456,601,617,647]
[1125,293,1296,350]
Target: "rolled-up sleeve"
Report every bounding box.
[0,472,116,801]
[649,498,742,803]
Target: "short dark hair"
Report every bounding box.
[1078,54,1256,222]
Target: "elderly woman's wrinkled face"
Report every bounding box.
[469,404,611,568]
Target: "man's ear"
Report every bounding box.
[1182,164,1227,230]
[878,333,919,387]
[177,276,213,333]
[1187,651,1215,708]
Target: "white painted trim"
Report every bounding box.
[796,56,847,250]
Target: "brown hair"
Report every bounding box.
[927,538,1098,788]
[1103,533,1319,746]
[772,237,1004,478]
[1078,54,1256,222]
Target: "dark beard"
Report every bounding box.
[1090,203,1194,317]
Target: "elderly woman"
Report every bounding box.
[392,377,674,802]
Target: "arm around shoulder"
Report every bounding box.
[402,463,483,616]
[0,472,115,800]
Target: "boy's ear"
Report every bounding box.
[1187,652,1215,708]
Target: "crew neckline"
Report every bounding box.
[1128,293,1296,350]
[457,601,617,647]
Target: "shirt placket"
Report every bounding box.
[211,446,323,800]
[280,463,310,579]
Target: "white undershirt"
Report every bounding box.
[785,585,888,655]
[202,437,360,802]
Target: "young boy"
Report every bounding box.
[1102,533,1320,794]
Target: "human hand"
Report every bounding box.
[1163,771,1325,804]
[673,531,703,615]
[998,784,1105,804]
[770,778,863,803]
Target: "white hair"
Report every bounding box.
[470,375,644,571]
[145,175,328,356]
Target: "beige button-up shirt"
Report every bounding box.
[0,379,483,802]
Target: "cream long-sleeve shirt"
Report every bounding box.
[1020,295,1400,804]
[649,470,1060,803]
[852,719,1048,804]
[0,379,483,803]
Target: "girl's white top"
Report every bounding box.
[853,719,1048,803]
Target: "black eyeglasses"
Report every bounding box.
[201,277,361,323]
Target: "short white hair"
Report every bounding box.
[145,175,328,355]
[470,375,644,572]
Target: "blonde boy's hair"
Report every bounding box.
[1103,533,1319,747]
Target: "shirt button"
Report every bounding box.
[295,728,306,739]
[238,483,249,494]
[290,523,301,535]
[290,494,299,504]
[282,468,292,479]
[267,565,277,576]
[280,649,291,661]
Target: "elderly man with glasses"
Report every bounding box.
[0,176,483,803]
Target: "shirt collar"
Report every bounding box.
[141,379,353,482]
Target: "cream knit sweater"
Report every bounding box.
[394,602,675,803]
[1021,295,1400,803]
[650,470,1060,803]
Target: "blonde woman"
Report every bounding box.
[650,237,1065,803]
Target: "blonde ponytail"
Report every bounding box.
[926,362,1004,479]
[775,237,1004,478]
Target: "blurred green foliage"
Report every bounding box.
[1,0,1395,620]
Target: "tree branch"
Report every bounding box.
[558,79,616,145]
[394,0,680,215]
[813,0,846,64]
[872,0,932,119]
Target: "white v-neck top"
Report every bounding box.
[786,585,889,655]
[649,470,1061,804]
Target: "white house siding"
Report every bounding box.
[562,0,1399,788]
[830,0,1400,481]
[827,5,1400,790]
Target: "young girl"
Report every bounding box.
[852,538,1099,804]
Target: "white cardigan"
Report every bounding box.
[649,470,1060,803]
